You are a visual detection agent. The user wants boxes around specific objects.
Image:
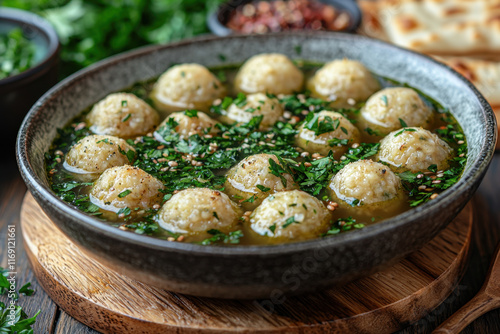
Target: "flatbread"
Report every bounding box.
[436,56,500,107]
[359,0,500,58]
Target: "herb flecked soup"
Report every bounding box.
[46,55,467,246]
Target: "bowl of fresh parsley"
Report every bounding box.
[0,7,59,152]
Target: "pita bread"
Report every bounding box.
[359,0,500,58]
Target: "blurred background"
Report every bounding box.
[3,0,223,78]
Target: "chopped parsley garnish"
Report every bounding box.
[283,216,300,228]
[399,118,408,127]
[394,128,417,137]
[0,28,37,80]
[256,185,271,192]
[201,229,243,245]
[122,113,131,122]
[121,100,128,107]
[117,207,131,216]
[328,138,349,146]
[380,95,388,106]
[269,223,277,233]
[184,109,198,118]
[242,195,257,203]
[324,217,365,235]
[118,189,132,198]
[304,112,340,135]
[234,92,247,107]
[365,127,384,136]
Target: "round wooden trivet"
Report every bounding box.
[21,193,472,334]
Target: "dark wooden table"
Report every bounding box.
[1,151,500,334]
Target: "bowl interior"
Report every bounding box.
[0,7,59,84]
[18,32,496,253]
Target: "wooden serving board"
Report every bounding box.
[21,193,472,334]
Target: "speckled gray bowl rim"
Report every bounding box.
[17,32,496,257]
[0,7,60,87]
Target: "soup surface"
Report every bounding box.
[46,55,467,246]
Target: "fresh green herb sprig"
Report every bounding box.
[324,217,365,235]
[0,267,39,333]
[0,302,40,334]
[0,28,37,79]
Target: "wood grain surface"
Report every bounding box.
[20,192,472,334]
[2,156,500,333]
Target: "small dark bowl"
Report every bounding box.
[208,0,362,36]
[17,33,496,299]
[0,7,59,154]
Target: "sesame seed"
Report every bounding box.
[118,213,125,219]
[418,185,427,190]
[430,193,439,200]
[425,188,434,192]
[436,173,444,178]
[167,237,175,242]
[244,211,252,216]
[417,174,424,179]
[119,225,128,230]
[351,143,359,149]
[153,204,160,210]
[55,150,64,156]
[304,162,312,167]
[168,161,178,167]
[457,140,464,145]
[300,152,310,157]
[312,153,321,159]
[301,110,309,115]
[340,156,346,161]
[459,153,465,157]
[160,167,169,172]
[157,145,165,150]
[327,205,336,211]
[432,180,441,184]
[204,134,213,139]
[55,158,61,163]
[177,236,185,242]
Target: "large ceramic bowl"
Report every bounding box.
[17,33,496,299]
